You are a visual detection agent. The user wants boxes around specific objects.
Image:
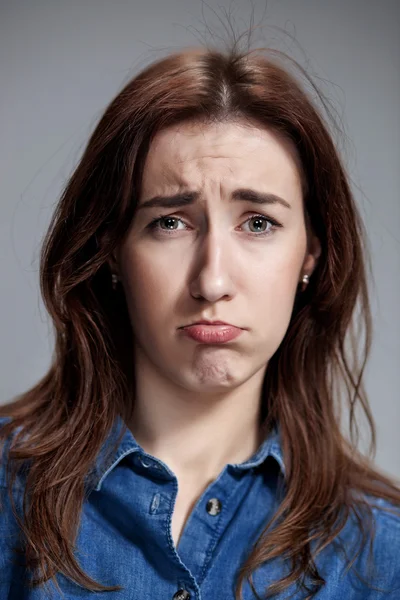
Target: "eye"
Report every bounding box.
[243,215,275,235]
[146,214,282,237]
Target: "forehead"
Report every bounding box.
[140,119,304,196]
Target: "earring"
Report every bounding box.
[111,272,119,290]
[301,274,310,292]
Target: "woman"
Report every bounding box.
[1,42,399,600]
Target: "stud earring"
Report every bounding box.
[111,272,119,290]
[301,274,310,292]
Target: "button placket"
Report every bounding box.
[175,465,252,584]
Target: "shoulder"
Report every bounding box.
[368,495,400,553]
[368,495,400,596]
[346,494,400,595]
[339,493,400,535]
[313,493,400,597]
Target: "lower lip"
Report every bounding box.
[180,324,243,344]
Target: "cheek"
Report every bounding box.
[270,255,303,297]
[249,237,305,292]
[244,267,299,334]
[245,258,302,354]
[119,246,176,326]
[244,243,306,344]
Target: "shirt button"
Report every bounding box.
[172,589,190,600]
[206,497,222,515]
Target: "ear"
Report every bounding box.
[301,232,321,278]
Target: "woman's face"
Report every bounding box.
[114,120,319,393]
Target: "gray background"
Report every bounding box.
[1,1,399,478]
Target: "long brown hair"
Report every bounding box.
[1,39,400,600]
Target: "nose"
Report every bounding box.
[189,227,236,303]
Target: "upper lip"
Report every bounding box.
[182,319,239,328]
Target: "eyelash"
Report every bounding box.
[146,213,283,238]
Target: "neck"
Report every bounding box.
[126,349,267,483]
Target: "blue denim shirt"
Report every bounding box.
[1,414,399,599]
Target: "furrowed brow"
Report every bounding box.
[136,188,291,211]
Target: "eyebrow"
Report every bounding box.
[136,188,292,211]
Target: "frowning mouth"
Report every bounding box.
[179,323,243,344]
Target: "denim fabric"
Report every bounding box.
[1,414,399,599]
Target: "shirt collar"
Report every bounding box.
[86,415,286,493]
